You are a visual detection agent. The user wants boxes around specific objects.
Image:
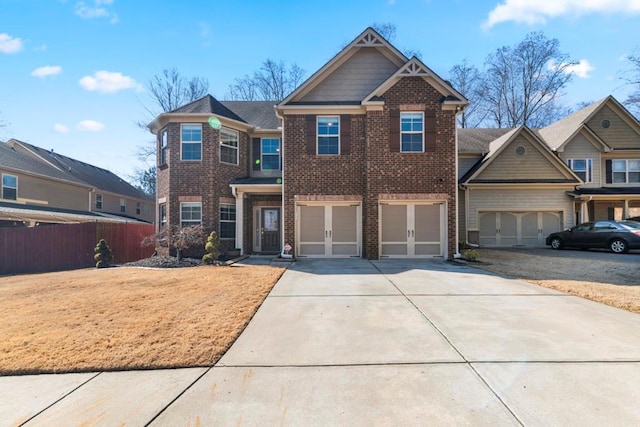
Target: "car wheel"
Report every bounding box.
[550,237,563,250]
[610,239,628,254]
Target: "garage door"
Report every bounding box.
[297,203,360,257]
[380,202,444,257]
[479,211,561,246]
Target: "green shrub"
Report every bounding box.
[202,231,221,265]
[94,239,113,268]
[462,248,478,261]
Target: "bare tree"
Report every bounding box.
[129,166,155,196]
[371,22,422,59]
[622,50,640,117]
[227,59,304,101]
[448,59,487,128]
[142,225,206,261]
[482,32,577,128]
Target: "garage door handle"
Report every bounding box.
[325,230,328,238]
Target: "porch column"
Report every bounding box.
[623,199,630,219]
[235,191,244,254]
[580,201,590,223]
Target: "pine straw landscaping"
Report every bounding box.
[0,265,284,376]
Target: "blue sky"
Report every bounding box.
[1,0,640,182]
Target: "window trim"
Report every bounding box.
[120,198,126,213]
[261,137,281,170]
[159,203,167,228]
[316,116,340,155]
[180,202,202,228]
[219,203,236,240]
[219,127,239,166]
[400,112,425,153]
[95,193,103,210]
[1,173,17,201]
[567,158,593,183]
[160,129,168,165]
[180,123,203,161]
[136,202,141,215]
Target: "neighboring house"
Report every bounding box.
[148,27,468,258]
[459,96,640,246]
[0,139,154,226]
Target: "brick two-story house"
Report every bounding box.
[148,27,468,259]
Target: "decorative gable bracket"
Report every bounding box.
[354,32,386,47]
[398,61,432,77]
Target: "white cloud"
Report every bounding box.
[75,0,118,24]
[484,0,640,28]
[53,124,69,134]
[548,59,595,78]
[0,33,23,54]
[79,70,143,93]
[76,120,105,131]
[31,65,63,78]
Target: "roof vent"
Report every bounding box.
[515,145,526,156]
[601,119,611,129]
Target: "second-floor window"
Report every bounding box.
[181,202,202,227]
[567,159,592,183]
[136,202,141,215]
[2,173,17,200]
[120,198,126,213]
[317,116,339,155]
[95,193,103,210]
[261,138,280,170]
[401,112,424,153]
[220,128,239,165]
[613,159,640,184]
[181,124,202,161]
[160,130,168,165]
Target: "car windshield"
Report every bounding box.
[620,221,640,229]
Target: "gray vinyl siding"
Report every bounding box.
[459,155,481,179]
[476,135,567,181]
[301,49,398,102]
[458,189,466,241]
[467,188,575,231]
[558,133,601,187]
[587,105,640,149]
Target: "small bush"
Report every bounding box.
[462,248,478,261]
[202,231,221,265]
[94,239,113,268]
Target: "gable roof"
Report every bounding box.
[8,139,151,200]
[458,128,514,153]
[220,101,279,129]
[279,27,408,106]
[0,141,88,186]
[460,126,580,184]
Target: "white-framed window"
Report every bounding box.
[120,198,126,213]
[159,203,167,228]
[219,203,236,239]
[220,128,239,165]
[567,159,593,183]
[401,112,424,152]
[160,129,168,165]
[1,173,17,200]
[317,116,339,155]
[613,159,640,184]
[181,124,202,161]
[261,138,280,170]
[136,202,141,215]
[180,202,202,227]
[95,193,103,210]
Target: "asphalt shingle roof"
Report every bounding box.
[221,101,280,129]
[170,95,246,123]
[457,128,514,153]
[537,97,608,150]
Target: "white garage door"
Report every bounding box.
[297,203,360,257]
[479,211,562,246]
[380,202,444,257]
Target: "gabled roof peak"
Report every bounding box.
[354,28,389,47]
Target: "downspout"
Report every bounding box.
[453,112,461,259]
[274,107,289,258]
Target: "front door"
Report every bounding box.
[261,208,280,252]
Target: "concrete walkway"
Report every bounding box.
[4,258,640,426]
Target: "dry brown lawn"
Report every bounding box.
[0,265,284,375]
[474,248,640,314]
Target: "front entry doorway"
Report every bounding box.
[256,207,280,253]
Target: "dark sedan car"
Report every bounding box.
[546,220,640,253]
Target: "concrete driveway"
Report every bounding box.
[4,258,640,426]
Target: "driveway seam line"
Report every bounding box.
[368,260,525,427]
[144,367,212,426]
[18,371,102,427]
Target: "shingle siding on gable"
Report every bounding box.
[587,105,640,149]
[302,49,399,102]
[476,135,566,181]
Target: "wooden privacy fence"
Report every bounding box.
[0,222,155,275]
